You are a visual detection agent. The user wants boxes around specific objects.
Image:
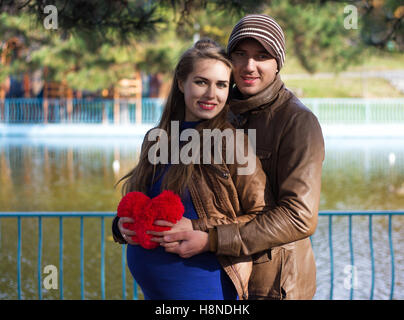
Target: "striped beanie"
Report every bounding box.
[227,14,286,70]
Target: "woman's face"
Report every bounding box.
[179,58,231,122]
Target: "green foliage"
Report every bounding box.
[0,0,402,92]
[266,0,365,73]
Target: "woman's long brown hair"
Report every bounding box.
[119,39,233,197]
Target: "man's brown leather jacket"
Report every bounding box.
[199,75,325,299]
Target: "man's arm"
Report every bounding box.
[211,111,325,256]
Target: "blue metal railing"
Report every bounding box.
[0,210,403,300]
[320,211,401,300]
[1,98,404,125]
[0,212,139,300]
[0,98,165,124]
[301,98,404,124]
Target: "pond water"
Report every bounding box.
[0,136,403,300]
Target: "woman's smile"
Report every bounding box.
[198,101,217,110]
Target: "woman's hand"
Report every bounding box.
[117,217,139,245]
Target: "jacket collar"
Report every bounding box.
[230,74,291,115]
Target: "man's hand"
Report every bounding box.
[161,230,210,258]
[117,217,139,245]
[147,217,209,258]
[151,216,193,233]
[147,216,193,245]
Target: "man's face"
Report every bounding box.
[230,38,278,97]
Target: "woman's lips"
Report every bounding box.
[241,76,259,85]
[198,101,216,110]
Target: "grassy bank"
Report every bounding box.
[281,50,404,98]
[284,77,404,98]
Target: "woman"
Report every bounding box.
[112,39,271,300]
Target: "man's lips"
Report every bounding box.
[241,76,259,85]
[198,101,216,110]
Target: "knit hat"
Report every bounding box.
[227,14,286,70]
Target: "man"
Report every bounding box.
[212,14,325,299]
[113,14,325,300]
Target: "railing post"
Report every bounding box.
[0,98,4,122]
[17,216,22,300]
[101,216,105,300]
[38,216,42,300]
[365,99,371,124]
[80,216,84,300]
[135,98,142,125]
[59,217,63,300]
[348,215,354,300]
[114,89,120,125]
[43,99,48,124]
[122,244,126,300]
[328,215,334,300]
[388,215,395,300]
[102,101,108,124]
[67,99,73,123]
[4,99,9,123]
[369,214,375,300]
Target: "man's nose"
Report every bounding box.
[244,57,256,72]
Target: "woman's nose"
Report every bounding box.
[205,85,215,98]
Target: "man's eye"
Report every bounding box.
[258,54,271,60]
[233,51,245,57]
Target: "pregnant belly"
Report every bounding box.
[126,244,236,300]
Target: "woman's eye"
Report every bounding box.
[194,80,206,85]
[217,83,228,89]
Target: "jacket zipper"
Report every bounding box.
[230,264,248,300]
[209,164,230,179]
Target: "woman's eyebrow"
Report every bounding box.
[193,76,228,83]
[193,76,208,81]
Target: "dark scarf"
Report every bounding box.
[228,74,293,128]
[230,74,292,115]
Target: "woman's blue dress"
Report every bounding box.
[126,121,238,300]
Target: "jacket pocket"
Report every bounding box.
[252,250,271,264]
[249,245,297,299]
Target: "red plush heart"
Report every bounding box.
[117,190,185,249]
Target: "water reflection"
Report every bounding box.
[0,137,403,299]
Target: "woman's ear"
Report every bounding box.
[178,80,184,93]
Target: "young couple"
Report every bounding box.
[112,14,325,300]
